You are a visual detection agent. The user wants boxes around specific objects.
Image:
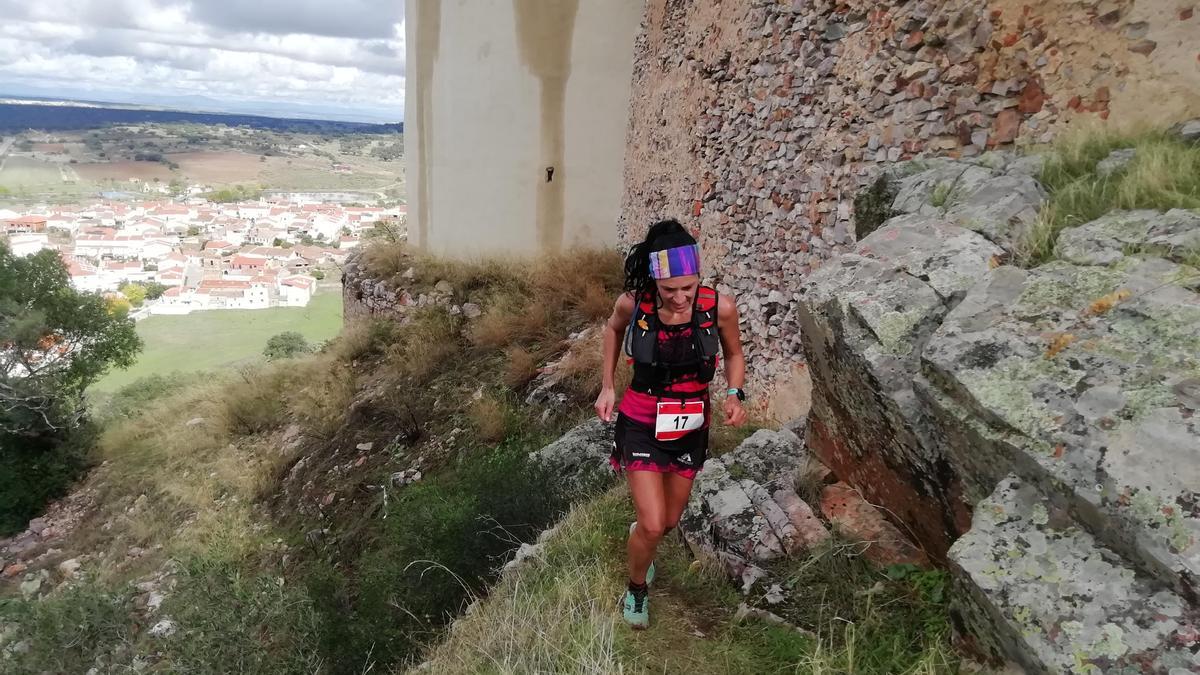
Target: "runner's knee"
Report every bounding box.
[637,520,667,542]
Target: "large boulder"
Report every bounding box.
[528,418,615,492]
[799,212,1002,558]
[681,427,829,584]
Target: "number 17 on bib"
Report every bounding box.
[654,400,705,441]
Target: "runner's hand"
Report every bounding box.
[723,396,746,427]
[595,387,616,422]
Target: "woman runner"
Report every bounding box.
[595,219,747,629]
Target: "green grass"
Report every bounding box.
[92,289,343,392]
[1019,128,1200,266]
[415,489,958,675]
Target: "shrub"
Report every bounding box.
[304,446,567,672]
[263,331,312,360]
[0,579,135,672]
[154,554,324,673]
[0,427,93,536]
[92,372,200,424]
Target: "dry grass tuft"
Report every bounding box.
[468,393,511,444]
[385,307,462,382]
[332,319,398,363]
[503,345,540,389]
[361,242,413,280]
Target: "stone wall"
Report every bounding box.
[620,0,1200,389]
[341,249,475,324]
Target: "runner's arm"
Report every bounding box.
[717,294,747,426]
[716,294,745,391]
[596,293,635,421]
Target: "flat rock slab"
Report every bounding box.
[1055,209,1200,273]
[924,259,1200,595]
[820,482,929,567]
[888,156,1045,254]
[950,475,1199,674]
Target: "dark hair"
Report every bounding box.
[623,219,697,300]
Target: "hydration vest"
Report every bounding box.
[623,285,720,393]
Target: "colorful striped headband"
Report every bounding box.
[650,244,701,279]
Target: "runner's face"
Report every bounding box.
[656,275,699,313]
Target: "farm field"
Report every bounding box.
[75,160,174,181]
[166,150,266,183]
[92,287,344,392]
[0,156,93,198]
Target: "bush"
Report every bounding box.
[0,427,93,536]
[263,331,312,360]
[154,554,324,673]
[0,579,135,672]
[305,446,567,672]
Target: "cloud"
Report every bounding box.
[190,0,405,40]
[0,0,405,122]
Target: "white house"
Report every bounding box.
[67,259,108,293]
[74,234,146,259]
[152,286,210,315]
[279,275,317,307]
[6,233,49,257]
[197,279,271,310]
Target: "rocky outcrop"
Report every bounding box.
[680,426,830,586]
[799,150,1200,671]
[798,153,1033,559]
[341,249,477,324]
[527,418,615,492]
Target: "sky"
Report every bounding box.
[0,0,405,124]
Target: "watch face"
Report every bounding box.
[736,389,746,401]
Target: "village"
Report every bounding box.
[0,195,404,317]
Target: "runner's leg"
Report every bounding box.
[662,471,695,536]
[626,470,667,584]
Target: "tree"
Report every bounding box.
[141,282,169,300]
[120,283,147,307]
[1,244,142,534]
[1,245,142,435]
[311,269,326,281]
[263,332,311,360]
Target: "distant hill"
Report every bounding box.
[0,101,402,135]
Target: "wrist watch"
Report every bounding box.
[726,388,746,402]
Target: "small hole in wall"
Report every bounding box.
[545,166,555,183]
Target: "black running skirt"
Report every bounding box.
[610,412,709,479]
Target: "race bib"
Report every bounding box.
[655,399,705,441]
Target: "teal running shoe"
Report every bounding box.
[621,585,650,629]
[629,522,655,584]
